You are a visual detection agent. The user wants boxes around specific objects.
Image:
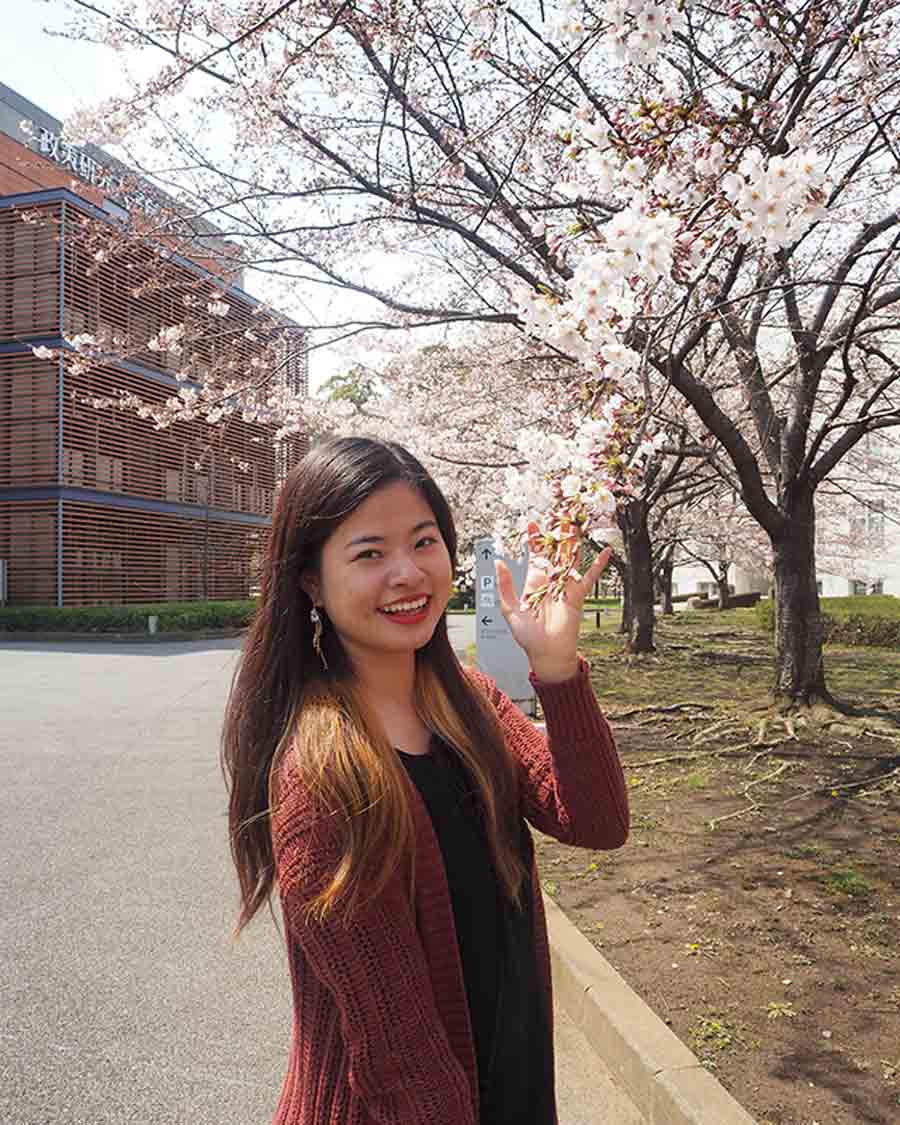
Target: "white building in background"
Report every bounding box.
[817,496,899,597]
[670,559,769,600]
[673,497,900,600]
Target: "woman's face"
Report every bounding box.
[305,481,454,668]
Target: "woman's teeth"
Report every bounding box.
[380,597,428,614]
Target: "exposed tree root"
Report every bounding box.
[755,715,803,744]
[706,754,900,829]
[607,702,714,721]
[820,764,900,796]
[771,687,854,717]
[692,718,745,745]
[744,759,795,794]
[628,750,716,768]
[697,650,770,666]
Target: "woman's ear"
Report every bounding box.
[300,572,320,606]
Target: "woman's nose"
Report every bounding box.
[388,552,426,583]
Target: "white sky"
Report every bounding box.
[1,0,346,392]
[1,2,128,126]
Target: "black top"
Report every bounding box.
[398,741,554,1125]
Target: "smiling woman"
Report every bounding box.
[300,481,454,672]
[221,435,629,1125]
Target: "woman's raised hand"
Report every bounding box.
[494,521,612,683]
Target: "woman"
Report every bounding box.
[222,436,629,1125]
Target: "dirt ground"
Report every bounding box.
[534,610,900,1125]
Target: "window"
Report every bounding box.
[10,510,54,560]
[63,448,85,484]
[6,214,58,337]
[850,579,867,597]
[96,454,124,491]
[63,300,92,337]
[192,473,210,506]
[279,333,308,395]
[816,580,823,595]
[869,578,884,595]
[165,544,182,598]
[165,468,182,501]
[11,367,55,418]
[9,421,55,483]
[867,501,885,548]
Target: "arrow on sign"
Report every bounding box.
[481,616,493,627]
[481,547,492,559]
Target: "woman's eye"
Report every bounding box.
[354,549,382,561]
[416,536,437,549]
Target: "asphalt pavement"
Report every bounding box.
[0,619,639,1124]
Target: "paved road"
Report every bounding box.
[0,629,638,1125]
[446,611,476,656]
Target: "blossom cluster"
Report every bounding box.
[721,148,829,250]
[494,392,669,598]
[552,0,685,65]
[520,72,832,465]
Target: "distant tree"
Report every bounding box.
[318,367,378,411]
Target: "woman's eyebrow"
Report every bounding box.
[344,520,437,549]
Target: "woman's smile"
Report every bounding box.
[378,594,432,623]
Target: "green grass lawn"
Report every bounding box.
[756,594,900,620]
[577,605,900,714]
[821,594,900,617]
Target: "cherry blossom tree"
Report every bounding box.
[57,0,900,705]
[673,488,772,608]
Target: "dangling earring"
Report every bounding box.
[310,606,328,670]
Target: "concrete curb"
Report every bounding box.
[543,893,758,1125]
[0,628,245,644]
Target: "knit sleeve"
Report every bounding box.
[271,762,476,1125]
[468,658,629,849]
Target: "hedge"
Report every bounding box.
[0,600,257,633]
[756,596,900,648]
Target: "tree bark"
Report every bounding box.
[658,545,675,615]
[619,502,655,653]
[770,486,830,707]
[619,567,631,635]
[716,561,730,610]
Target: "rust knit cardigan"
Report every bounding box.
[269,658,629,1125]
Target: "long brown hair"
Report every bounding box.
[222,436,526,933]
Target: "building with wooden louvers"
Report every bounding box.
[0,83,307,606]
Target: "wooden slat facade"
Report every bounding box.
[0,194,307,607]
[61,358,283,517]
[0,352,58,488]
[0,201,60,342]
[0,499,57,604]
[61,501,268,605]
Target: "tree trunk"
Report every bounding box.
[619,566,632,635]
[771,486,830,707]
[716,561,730,610]
[658,546,675,615]
[619,502,655,653]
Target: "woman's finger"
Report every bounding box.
[520,555,550,598]
[583,547,612,589]
[527,520,545,556]
[494,559,519,618]
[559,519,580,568]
